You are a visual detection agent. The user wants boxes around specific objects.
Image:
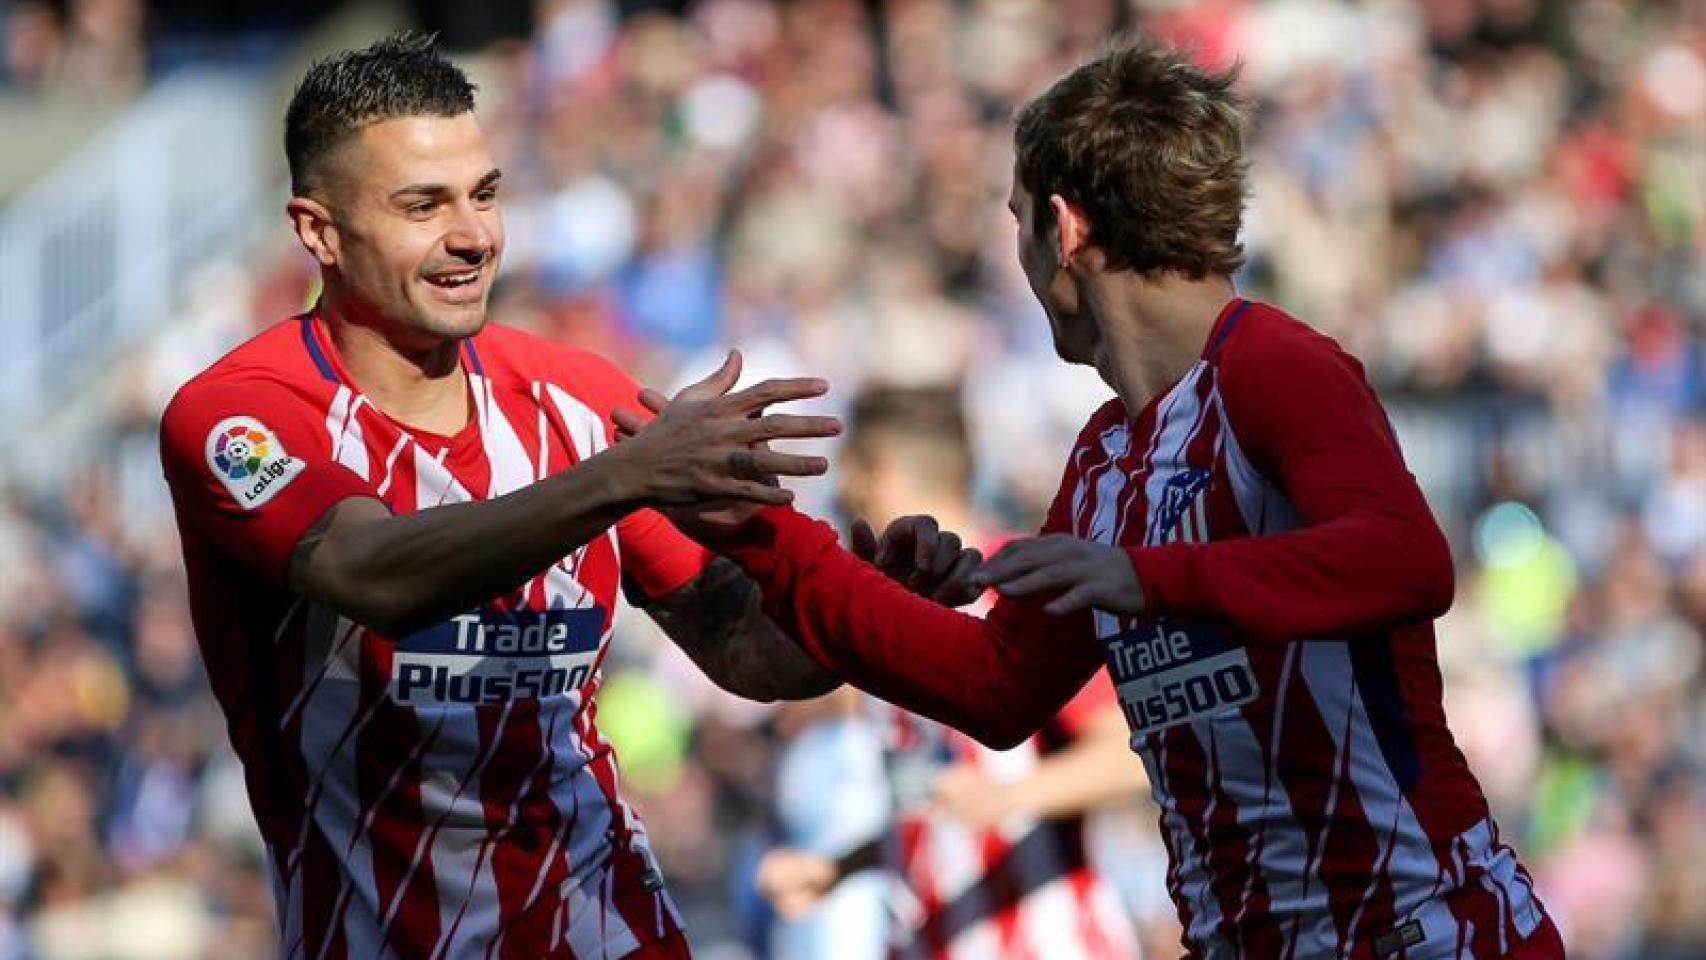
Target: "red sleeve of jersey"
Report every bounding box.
[160,379,380,586]
[617,508,714,600]
[1126,321,1455,644]
[717,461,1102,750]
[559,347,713,599]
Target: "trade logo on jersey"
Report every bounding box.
[390,607,606,705]
[1156,468,1212,543]
[204,416,303,510]
[1104,616,1260,737]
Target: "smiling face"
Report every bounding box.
[296,112,503,346]
[1009,172,1098,367]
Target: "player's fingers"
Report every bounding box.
[741,448,830,479]
[610,406,646,438]
[904,517,942,578]
[873,520,916,569]
[931,549,985,606]
[971,537,1070,586]
[715,478,796,505]
[675,350,742,402]
[924,530,961,582]
[733,413,843,443]
[970,549,1045,587]
[1045,582,1099,616]
[851,518,879,561]
[723,376,830,413]
[991,563,1081,598]
[637,387,670,415]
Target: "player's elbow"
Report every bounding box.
[1381,513,1455,622]
[971,723,1033,752]
[963,705,1048,751]
[305,547,439,636]
[1414,524,1456,619]
[329,581,435,638]
[698,665,839,704]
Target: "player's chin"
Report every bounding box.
[414,301,489,340]
[1050,329,1096,367]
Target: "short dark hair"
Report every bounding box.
[285,31,477,196]
[1014,39,1248,279]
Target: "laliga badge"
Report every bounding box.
[205,416,303,510]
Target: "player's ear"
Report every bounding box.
[286,194,339,268]
[1048,194,1091,267]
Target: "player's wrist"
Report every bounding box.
[568,445,654,515]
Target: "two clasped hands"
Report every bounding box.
[608,350,1147,617]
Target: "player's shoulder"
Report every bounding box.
[1218,299,1350,359]
[468,324,639,405]
[163,315,331,426]
[1213,298,1361,382]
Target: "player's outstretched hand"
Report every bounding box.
[609,351,842,508]
[754,848,838,920]
[851,515,984,606]
[971,534,1146,616]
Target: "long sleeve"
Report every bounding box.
[1127,322,1455,643]
[718,506,1103,749]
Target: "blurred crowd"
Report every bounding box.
[0,0,1702,957]
[0,0,145,96]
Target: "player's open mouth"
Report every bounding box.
[424,267,488,303]
[426,270,482,289]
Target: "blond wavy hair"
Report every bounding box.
[1014,39,1249,279]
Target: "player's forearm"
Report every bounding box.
[717,506,1100,749]
[291,450,646,635]
[1003,713,1146,820]
[644,557,840,702]
[1128,497,1454,642]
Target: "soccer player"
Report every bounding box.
[159,34,845,959]
[650,42,1568,959]
[756,386,1144,959]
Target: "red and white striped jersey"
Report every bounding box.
[719,298,1564,959]
[160,310,711,959]
[1062,299,1551,958]
[874,674,1140,960]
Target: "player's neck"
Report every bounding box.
[1086,272,1237,413]
[320,294,471,437]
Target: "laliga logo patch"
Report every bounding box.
[205,416,303,510]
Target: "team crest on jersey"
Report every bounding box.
[1156,468,1212,543]
[205,416,303,510]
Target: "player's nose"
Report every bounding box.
[444,206,496,262]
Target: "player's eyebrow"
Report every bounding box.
[390,169,503,201]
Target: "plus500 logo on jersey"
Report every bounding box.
[1104,617,1260,737]
[204,416,304,510]
[389,607,605,705]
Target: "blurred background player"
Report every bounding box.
[755,385,1146,959]
[159,33,843,960]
